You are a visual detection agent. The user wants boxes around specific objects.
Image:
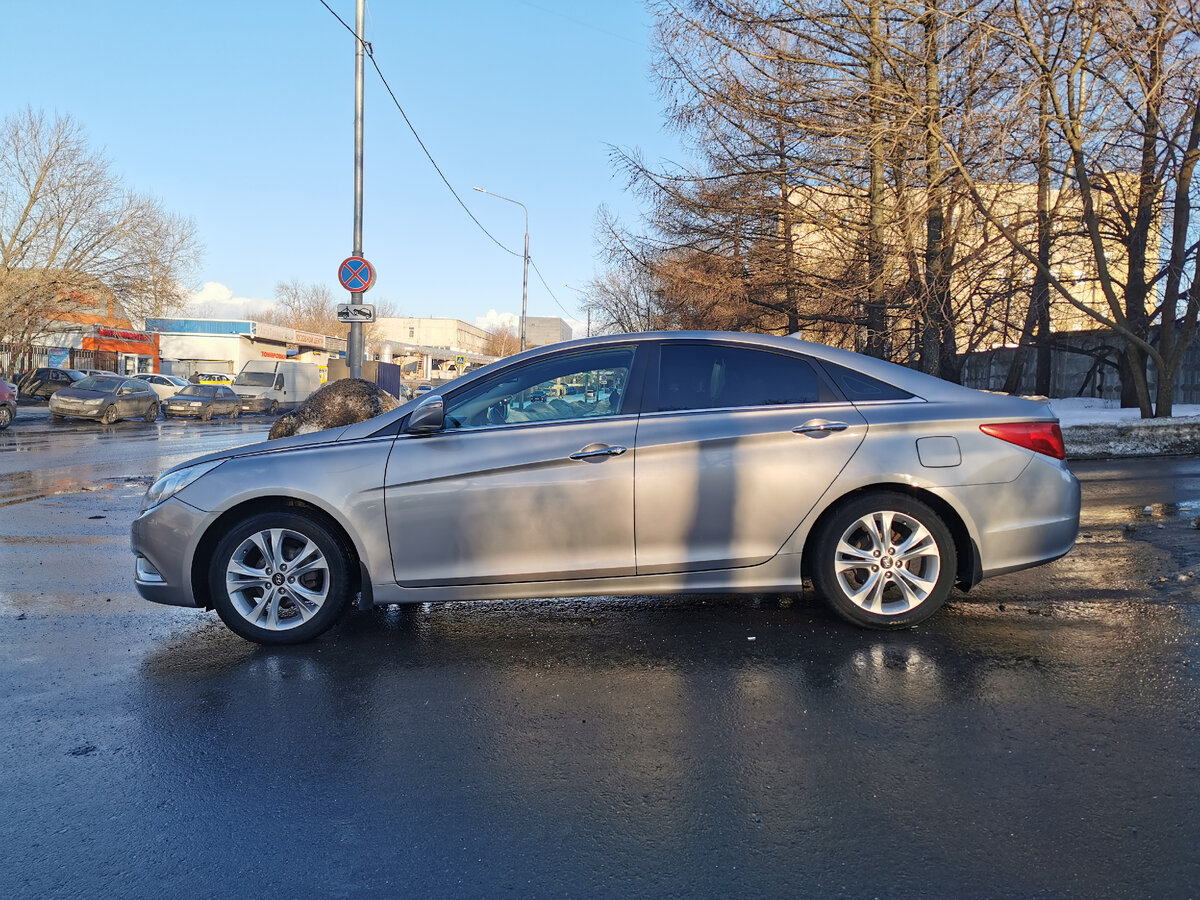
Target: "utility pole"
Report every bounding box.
[348,0,366,380]
[473,187,528,352]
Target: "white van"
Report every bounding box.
[232,360,321,414]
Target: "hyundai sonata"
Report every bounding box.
[132,332,1080,643]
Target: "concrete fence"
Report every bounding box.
[961,329,1200,404]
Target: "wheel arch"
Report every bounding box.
[190,496,367,611]
[801,483,981,592]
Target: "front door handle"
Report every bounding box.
[792,420,849,437]
[569,444,628,461]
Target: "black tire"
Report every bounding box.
[0,405,11,429]
[230,406,240,419]
[268,400,279,416]
[100,404,118,425]
[201,407,213,422]
[208,511,353,644]
[144,402,159,423]
[810,492,956,630]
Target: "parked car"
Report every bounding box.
[414,383,434,396]
[132,331,1080,645]
[193,372,234,386]
[18,367,86,401]
[49,375,160,423]
[136,373,190,402]
[163,384,242,421]
[0,379,16,429]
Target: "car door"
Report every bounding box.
[384,345,642,587]
[633,341,868,574]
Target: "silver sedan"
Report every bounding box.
[131,332,1080,644]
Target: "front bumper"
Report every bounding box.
[164,403,206,417]
[131,496,210,607]
[238,396,272,412]
[49,401,104,419]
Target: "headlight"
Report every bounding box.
[142,460,224,512]
[188,401,202,407]
[82,398,104,406]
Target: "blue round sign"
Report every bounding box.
[339,256,375,293]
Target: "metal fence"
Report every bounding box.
[1,343,119,378]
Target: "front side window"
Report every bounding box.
[443,347,635,430]
[656,344,834,412]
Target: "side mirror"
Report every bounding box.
[274,375,285,390]
[404,394,444,434]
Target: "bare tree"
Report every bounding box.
[941,0,1200,415]
[0,108,201,366]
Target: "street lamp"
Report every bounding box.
[473,187,529,352]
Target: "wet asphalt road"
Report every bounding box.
[1,407,1198,898]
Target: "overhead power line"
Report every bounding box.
[318,0,520,259]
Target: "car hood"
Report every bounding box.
[52,387,115,401]
[158,425,352,478]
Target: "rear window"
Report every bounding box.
[820,362,915,402]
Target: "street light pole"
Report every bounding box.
[473,187,528,352]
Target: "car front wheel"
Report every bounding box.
[810,492,956,629]
[208,511,353,644]
[100,404,118,425]
[0,405,11,429]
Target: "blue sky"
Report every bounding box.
[3,1,680,333]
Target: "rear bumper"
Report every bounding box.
[956,456,1081,579]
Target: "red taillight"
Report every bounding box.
[980,422,1066,459]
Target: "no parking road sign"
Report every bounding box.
[338,256,376,293]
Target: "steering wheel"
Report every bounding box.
[486,402,508,425]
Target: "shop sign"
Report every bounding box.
[97,327,149,342]
[254,322,292,343]
[294,330,324,348]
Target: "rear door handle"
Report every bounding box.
[793,420,849,437]
[569,444,628,461]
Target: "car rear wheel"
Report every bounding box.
[208,511,353,644]
[230,406,240,419]
[811,492,956,629]
[100,404,118,425]
[144,402,159,423]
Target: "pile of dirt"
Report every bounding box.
[269,378,401,439]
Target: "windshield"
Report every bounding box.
[177,385,217,398]
[73,376,122,393]
[234,370,276,387]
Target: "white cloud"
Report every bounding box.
[474,309,519,333]
[184,282,278,320]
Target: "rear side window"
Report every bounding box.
[657,344,835,411]
[820,362,915,402]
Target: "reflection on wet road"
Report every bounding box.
[0,412,270,506]
[1,413,1198,896]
